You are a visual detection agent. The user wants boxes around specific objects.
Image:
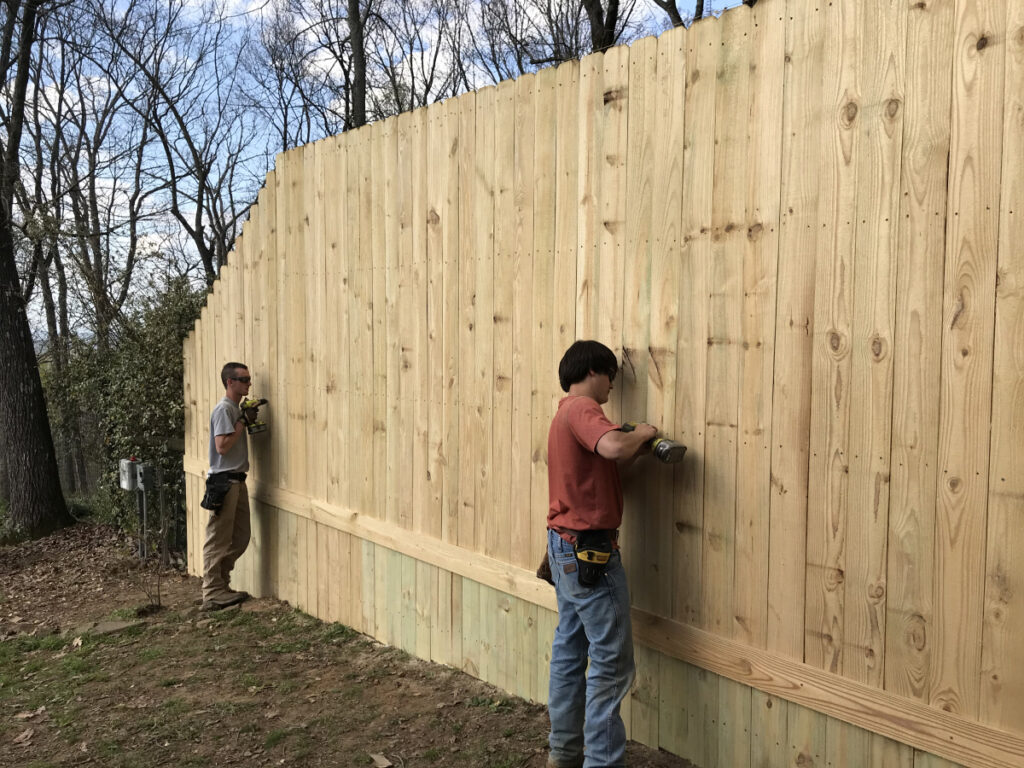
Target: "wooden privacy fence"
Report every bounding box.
[183,0,1024,764]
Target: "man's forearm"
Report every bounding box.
[215,421,244,455]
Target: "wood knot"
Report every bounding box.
[976,35,989,51]
[842,101,859,125]
[747,222,763,240]
[603,88,625,105]
[427,209,441,226]
[948,476,962,493]
[886,98,901,119]
[829,331,843,352]
[870,335,886,360]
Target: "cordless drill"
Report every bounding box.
[621,422,686,464]
[239,397,269,435]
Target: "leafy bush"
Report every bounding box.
[47,276,205,548]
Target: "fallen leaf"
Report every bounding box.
[264,710,280,719]
[72,636,83,648]
[14,705,45,720]
[13,728,33,746]
[369,754,393,768]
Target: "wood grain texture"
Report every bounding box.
[980,0,1024,731]
[931,0,1004,719]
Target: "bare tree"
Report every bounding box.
[89,0,260,284]
[0,0,72,537]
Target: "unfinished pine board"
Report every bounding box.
[885,0,952,704]
[717,675,753,768]
[596,45,629,409]
[510,73,536,571]
[307,518,321,618]
[553,60,579,366]
[350,129,375,518]
[456,91,478,552]
[840,0,906,689]
[490,79,515,565]
[371,122,389,524]
[324,136,349,510]
[750,690,789,768]
[575,51,603,339]
[931,0,1004,719]
[733,0,784,654]
[421,103,444,542]
[533,604,555,708]
[461,577,481,678]
[431,568,453,668]
[915,754,966,768]
[764,0,822,660]
[260,173,282,487]
[788,698,827,768]
[400,550,416,654]
[529,65,558,573]
[304,141,327,508]
[671,16,714,630]
[687,662,721,766]
[640,25,686,622]
[804,0,859,676]
[473,86,497,558]
[619,34,655,602]
[384,114,404,530]
[415,560,432,660]
[703,7,747,640]
[373,542,391,645]
[411,107,432,539]
[281,151,309,497]
[439,98,461,546]
[981,0,1024,730]
[360,539,375,637]
[396,111,416,535]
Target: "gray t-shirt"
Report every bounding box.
[208,397,249,474]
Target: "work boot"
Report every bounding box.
[546,757,583,768]
[200,590,249,612]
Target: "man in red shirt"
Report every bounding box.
[546,340,657,768]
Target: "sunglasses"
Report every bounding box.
[231,376,252,384]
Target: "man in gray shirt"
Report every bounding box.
[200,362,254,610]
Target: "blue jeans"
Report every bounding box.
[547,528,635,768]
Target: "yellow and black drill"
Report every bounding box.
[240,397,269,435]
[621,421,686,464]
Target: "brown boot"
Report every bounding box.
[200,590,249,612]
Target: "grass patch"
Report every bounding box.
[264,728,290,749]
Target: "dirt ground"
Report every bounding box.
[0,523,695,768]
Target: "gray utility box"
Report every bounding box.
[118,459,152,491]
[119,459,139,491]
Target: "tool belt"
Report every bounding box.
[200,472,246,513]
[572,529,616,587]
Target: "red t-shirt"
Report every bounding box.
[547,395,623,533]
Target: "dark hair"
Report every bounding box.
[221,362,249,387]
[558,340,618,392]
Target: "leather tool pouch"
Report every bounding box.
[201,473,233,513]
[573,530,613,587]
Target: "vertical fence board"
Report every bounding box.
[980,0,1024,730]
[932,0,1004,719]
[842,0,907,688]
[620,33,655,609]
[491,80,515,565]
[705,7,746,640]
[886,0,953,705]
[511,74,537,570]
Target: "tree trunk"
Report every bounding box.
[348,0,366,128]
[0,0,71,537]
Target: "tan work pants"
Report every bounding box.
[202,481,251,599]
